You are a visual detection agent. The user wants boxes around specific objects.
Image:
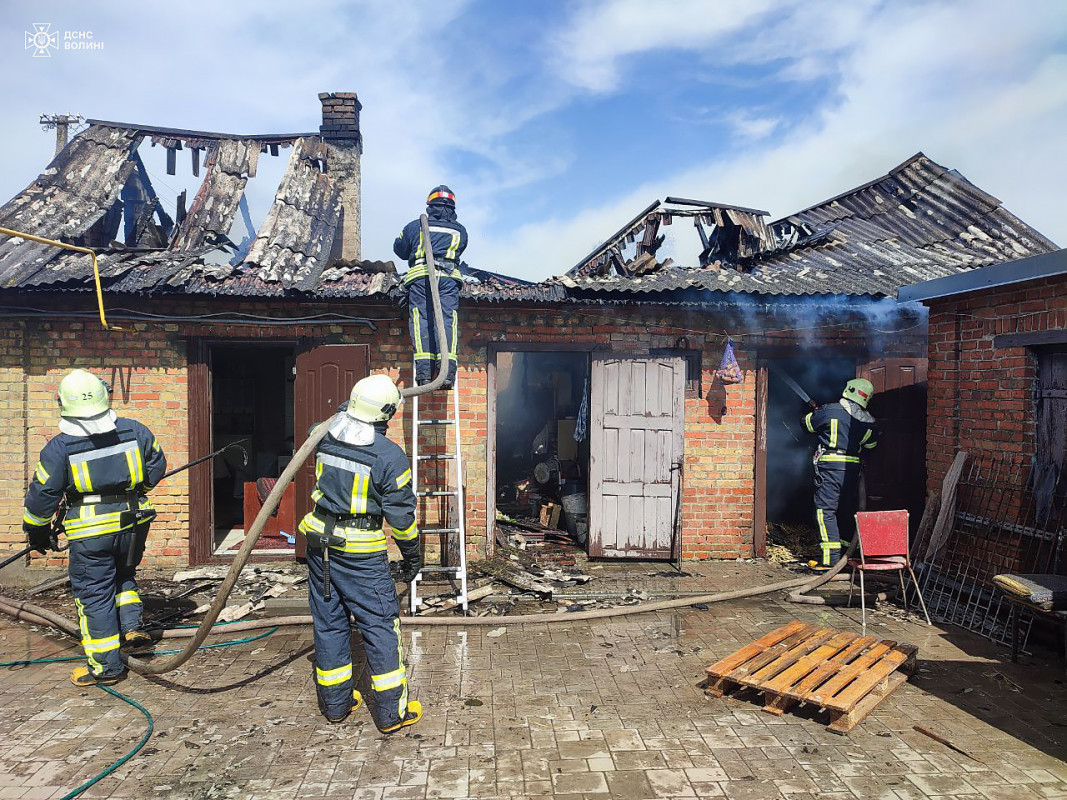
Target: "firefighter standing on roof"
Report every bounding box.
[393,185,467,389]
[802,379,879,570]
[22,369,166,686]
[299,374,423,731]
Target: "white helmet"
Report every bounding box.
[57,369,110,418]
[347,374,401,423]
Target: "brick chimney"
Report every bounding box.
[320,92,362,261]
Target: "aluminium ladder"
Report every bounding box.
[408,371,469,613]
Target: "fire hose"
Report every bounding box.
[0,543,871,640]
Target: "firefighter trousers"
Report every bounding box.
[306,549,410,729]
[67,527,147,677]
[813,464,860,567]
[407,275,459,385]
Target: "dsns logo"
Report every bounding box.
[25,23,58,57]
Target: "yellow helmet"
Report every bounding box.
[57,369,110,418]
[843,378,874,409]
[347,375,401,423]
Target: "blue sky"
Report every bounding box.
[1,0,1065,280]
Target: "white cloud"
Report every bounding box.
[551,0,784,92]
[478,0,1067,278]
[724,110,781,140]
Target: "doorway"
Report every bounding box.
[209,344,296,555]
[188,339,370,564]
[764,356,857,530]
[494,351,592,553]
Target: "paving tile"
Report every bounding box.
[0,561,1063,800]
[551,770,609,794]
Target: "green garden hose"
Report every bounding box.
[0,627,279,798]
[59,685,153,800]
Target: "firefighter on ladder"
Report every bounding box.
[393,185,467,389]
[298,374,424,731]
[803,379,879,571]
[22,369,166,686]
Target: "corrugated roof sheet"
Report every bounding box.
[562,153,1057,298]
[0,134,1054,304]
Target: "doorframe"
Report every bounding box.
[485,342,596,557]
[754,346,867,560]
[186,336,300,565]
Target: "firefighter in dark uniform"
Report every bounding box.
[802,379,878,570]
[22,369,166,686]
[393,185,467,389]
[298,374,424,731]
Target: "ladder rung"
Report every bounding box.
[416,454,457,461]
[421,527,460,534]
[416,419,454,425]
[417,566,460,574]
[418,490,458,497]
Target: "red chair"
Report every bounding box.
[848,510,932,633]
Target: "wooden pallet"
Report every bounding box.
[704,621,917,733]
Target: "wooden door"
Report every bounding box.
[589,355,685,558]
[187,340,214,565]
[294,344,369,556]
[1037,346,1067,485]
[857,358,927,526]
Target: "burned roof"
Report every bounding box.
[562,153,1057,298]
[0,125,1054,307]
[0,117,537,303]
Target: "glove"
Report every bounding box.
[395,541,423,583]
[24,523,51,554]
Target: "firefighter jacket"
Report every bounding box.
[802,398,879,468]
[23,418,166,541]
[298,417,419,556]
[393,205,467,285]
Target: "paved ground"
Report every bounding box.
[0,561,1065,799]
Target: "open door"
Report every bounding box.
[294,344,369,557]
[589,355,685,558]
[857,358,927,525]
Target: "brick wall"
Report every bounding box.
[0,294,924,569]
[925,273,1067,491]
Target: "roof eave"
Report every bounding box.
[898,248,1067,304]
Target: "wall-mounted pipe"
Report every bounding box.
[0,227,115,330]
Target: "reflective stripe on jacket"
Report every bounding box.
[298,428,418,555]
[393,210,467,284]
[802,401,879,468]
[23,417,166,538]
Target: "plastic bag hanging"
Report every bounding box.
[716,339,742,384]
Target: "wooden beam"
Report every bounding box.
[995,330,1067,348]
[166,146,177,175]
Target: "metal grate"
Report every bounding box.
[915,452,1067,650]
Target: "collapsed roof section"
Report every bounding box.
[0,103,531,303]
[0,116,1054,306]
[562,153,1057,298]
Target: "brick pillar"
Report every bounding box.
[319,92,362,261]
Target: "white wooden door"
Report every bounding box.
[589,355,685,558]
